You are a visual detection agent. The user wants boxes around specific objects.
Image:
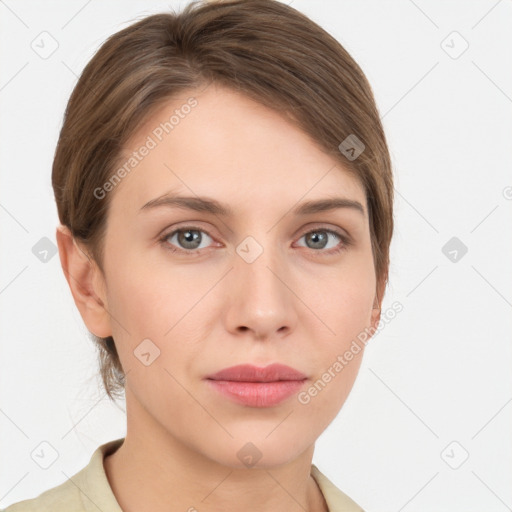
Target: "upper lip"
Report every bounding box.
[206,363,307,382]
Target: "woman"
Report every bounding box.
[4,0,393,510]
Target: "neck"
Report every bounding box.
[103,390,328,512]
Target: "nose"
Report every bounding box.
[223,240,298,341]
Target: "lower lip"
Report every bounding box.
[206,379,306,407]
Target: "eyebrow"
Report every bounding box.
[140,194,365,217]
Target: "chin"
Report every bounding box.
[202,431,311,470]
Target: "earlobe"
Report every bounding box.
[55,225,112,338]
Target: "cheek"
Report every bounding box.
[310,264,376,341]
[105,245,202,332]
[300,282,370,418]
[303,264,374,398]
[297,352,363,434]
[104,247,217,382]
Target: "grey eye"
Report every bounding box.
[166,228,213,251]
[298,230,341,250]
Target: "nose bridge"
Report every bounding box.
[226,232,296,337]
[237,233,288,301]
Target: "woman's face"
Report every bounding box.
[95,83,381,467]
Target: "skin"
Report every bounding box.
[56,82,384,512]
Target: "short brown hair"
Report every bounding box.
[52,0,394,402]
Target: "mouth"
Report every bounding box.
[205,363,307,407]
[206,363,307,382]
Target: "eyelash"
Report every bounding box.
[158,225,352,256]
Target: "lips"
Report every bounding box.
[206,363,307,383]
[205,364,307,408]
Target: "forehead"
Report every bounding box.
[110,83,367,215]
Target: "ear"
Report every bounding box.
[370,295,381,331]
[55,225,112,338]
[370,271,387,331]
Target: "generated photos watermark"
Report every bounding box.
[297,300,403,404]
[93,97,198,200]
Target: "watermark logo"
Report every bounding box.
[236,236,264,263]
[338,134,365,161]
[31,31,59,59]
[442,236,468,263]
[32,236,58,263]
[237,442,263,468]
[134,338,161,366]
[441,31,469,60]
[440,441,469,469]
[31,441,59,469]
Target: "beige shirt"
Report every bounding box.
[3,438,364,512]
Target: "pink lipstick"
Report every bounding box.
[205,363,307,407]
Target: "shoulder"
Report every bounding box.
[311,464,365,512]
[1,477,82,512]
[2,438,125,512]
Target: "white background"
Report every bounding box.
[1,1,511,511]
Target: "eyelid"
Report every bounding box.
[297,222,351,240]
[157,221,218,242]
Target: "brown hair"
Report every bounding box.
[52,0,394,402]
